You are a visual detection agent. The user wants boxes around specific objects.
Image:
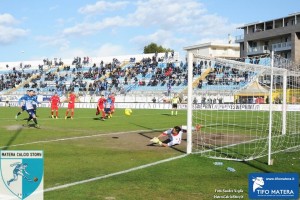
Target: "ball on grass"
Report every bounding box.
[124,108,132,116]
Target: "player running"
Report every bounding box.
[25,90,40,128]
[32,90,39,116]
[7,162,31,186]
[96,94,106,121]
[104,96,112,119]
[15,90,30,120]
[109,93,115,118]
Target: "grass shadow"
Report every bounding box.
[2,127,23,150]
[161,113,172,116]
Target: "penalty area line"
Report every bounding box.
[44,154,187,192]
[0,129,149,149]
[0,128,169,149]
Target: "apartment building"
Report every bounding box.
[183,42,240,62]
[235,12,300,63]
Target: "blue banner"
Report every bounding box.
[248,173,299,199]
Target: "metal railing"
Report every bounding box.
[272,41,292,51]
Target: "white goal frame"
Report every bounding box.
[186,52,300,164]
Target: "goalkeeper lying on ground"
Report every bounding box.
[150,125,200,147]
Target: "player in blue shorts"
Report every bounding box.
[32,90,39,115]
[15,90,30,120]
[104,96,112,119]
[24,90,40,128]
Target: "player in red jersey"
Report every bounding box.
[65,91,76,119]
[109,93,115,118]
[96,94,106,121]
[50,92,60,119]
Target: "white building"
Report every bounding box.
[183,42,240,61]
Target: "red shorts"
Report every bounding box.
[68,103,75,109]
[51,105,58,110]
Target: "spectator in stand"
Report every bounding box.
[50,92,60,119]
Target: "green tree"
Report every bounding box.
[143,43,173,54]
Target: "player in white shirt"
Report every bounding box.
[150,125,201,147]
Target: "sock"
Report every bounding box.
[33,118,38,124]
[27,116,32,122]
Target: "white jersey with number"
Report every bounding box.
[163,128,183,146]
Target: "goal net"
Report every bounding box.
[186,52,300,162]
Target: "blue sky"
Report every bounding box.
[0,0,299,62]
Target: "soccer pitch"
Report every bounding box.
[0,107,299,200]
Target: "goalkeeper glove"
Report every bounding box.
[150,137,159,143]
[158,141,162,146]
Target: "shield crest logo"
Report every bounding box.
[0,150,44,200]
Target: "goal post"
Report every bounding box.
[186,52,300,163]
[186,52,193,154]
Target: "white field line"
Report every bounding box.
[44,154,187,192]
[0,129,163,149]
[2,125,186,193]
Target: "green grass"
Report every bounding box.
[0,107,299,199]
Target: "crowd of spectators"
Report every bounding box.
[0,54,259,96]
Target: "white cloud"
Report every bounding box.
[36,35,70,51]
[92,43,127,57]
[64,0,238,40]
[131,29,186,48]
[129,0,206,28]
[79,1,129,15]
[44,0,243,61]
[62,16,127,36]
[49,5,59,11]
[49,43,127,60]
[0,13,18,24]
[0,25,28,44]
[0,13,28,44]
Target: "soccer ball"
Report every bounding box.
[124,108,132,116]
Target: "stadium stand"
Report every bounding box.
[0,52,264,103]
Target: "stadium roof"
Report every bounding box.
[237,12,300,29]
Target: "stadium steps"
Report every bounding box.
[180,67,212,95]
[5,73,39,95]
